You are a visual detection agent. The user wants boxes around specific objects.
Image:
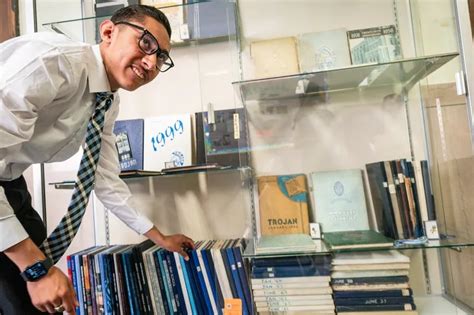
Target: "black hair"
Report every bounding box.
[111,4,172,38]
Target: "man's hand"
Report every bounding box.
[4,238,78,313]
[160,234,195,260]
[145,226,195,261]
[27,266,77,314]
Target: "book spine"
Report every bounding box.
[333,288,412,299]
[211,247,233,300]
[173,252,192,314]
[390,160,410,238]
[253,294,333,302]
[366,162,398,239]
[251,266,330,278]
[122,252,139,315]
[251,276,331,285]
[202,244,223,310]
[252,287,332,296]
[384,160,404,239]
[143,251,161,314]
[336,303,415,312]
[406,160,424,237]
[115,251,130,315]
[107,252,120,314]
[196,247,218,314]
[67,255,80,315]
[253,255,331,268]
[233,245,253,314]
[134,247,152,314]
[413,160,429,223]
[421,160,436,220]
[156,250,177,314]
[165,251,186,314]
[331,276,408,285]
[257,304,335,312]
[335,296,414,306]
[220,247,238,299]
[252,282,330,289]
[75,254,86,315]
[226,246,249,315]
[88,253,101,315]
[191,249,213,313]
[183,252,205,314]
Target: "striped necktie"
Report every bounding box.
[40,92,114,263]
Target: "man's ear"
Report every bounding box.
[99,19,115,43]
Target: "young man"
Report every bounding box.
[0,5,194,314]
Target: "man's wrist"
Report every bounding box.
[3,238,47,271]
[144,226,166,245]
[20,257,53,282]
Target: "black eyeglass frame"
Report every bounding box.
[114,20,175,72]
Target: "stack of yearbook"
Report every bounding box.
[67,239,252,315]
[251,254,335,314]
[331,251,417,315]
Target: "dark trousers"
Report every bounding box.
[0,176,48,315]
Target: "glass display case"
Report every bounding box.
[37,0,474,314]
[233,0,474,314]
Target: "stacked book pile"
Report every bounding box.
[331,251,417,315]
[67,239,252,315]
[251,254,335,314]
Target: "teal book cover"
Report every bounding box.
[311,169,369,233]
[324,230,394,250]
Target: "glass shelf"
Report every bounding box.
[49,166,251,189]
[243,235,474,259]
[120,165,251,179]
[233,53,459,102]
[42,0,237,46]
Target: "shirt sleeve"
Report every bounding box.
[0,45,79,251]
[94,94,154,235]
[0,187,29,251]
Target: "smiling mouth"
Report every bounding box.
[131,65,145,80]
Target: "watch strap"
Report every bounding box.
[20,257,54,282]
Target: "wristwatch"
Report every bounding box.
[20,257,53,282]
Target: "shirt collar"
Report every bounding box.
[88,45,112,93]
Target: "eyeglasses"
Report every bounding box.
[114,21,174,72]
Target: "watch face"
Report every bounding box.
[24,261,48,280]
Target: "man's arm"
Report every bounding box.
[94,96,195,256]
[144,226,195,260]
[0,37,84,314]
[4,239,78,313]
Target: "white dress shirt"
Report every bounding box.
[0,32,153,252]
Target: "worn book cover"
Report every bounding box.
[323,230,393,250]
[186,0,237,40]
[113,119,144,172]
[195,108,249,168]
[251,37,300,78]
[310,169,369,233]
[258,175,310,236]
[332,250,409,265]
[297,29,351,72]
[365,161,398,239]
[347,25,401,65]
[143,114,192,171]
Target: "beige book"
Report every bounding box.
[251,37,300,78]
[331,269,409,278]
[258,175,310,236]
[332,263,410,271]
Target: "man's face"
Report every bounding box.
[101,16,171,91]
